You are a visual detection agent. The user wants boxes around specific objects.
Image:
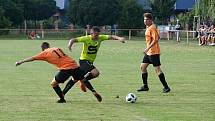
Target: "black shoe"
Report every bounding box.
[57,99,66,103]
[163,87,171,93]
[137,86,149,92]
[93,92,102,102]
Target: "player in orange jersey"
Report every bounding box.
[15,42,102,103]
[137,13,171,93]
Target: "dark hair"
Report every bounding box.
[143,13,153,20]
[92,26,100,32]
[41,42,50,50]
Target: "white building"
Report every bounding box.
[54,0,65,9]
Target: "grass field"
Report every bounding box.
[0,38,214,121]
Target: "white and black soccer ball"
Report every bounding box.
[126,93,137,103]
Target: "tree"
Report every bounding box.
[150,0,176,24]
[118,0,144,35]
[22,0,56,21]
[176,12,195,30]
[0,7,11,28]
[118,0,144,28]
[0,0,24,27]
[67,0,121,26]
[16,0,57,30]
[194,0,215,23]
[0,7,11,34]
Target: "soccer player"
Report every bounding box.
[68,26,125,92]
[137,13,171,93]
[15,42,102,103]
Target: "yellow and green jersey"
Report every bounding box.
[76,35,109,63]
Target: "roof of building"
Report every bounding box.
[54,0,65,9]
[137,0,151,10]
[137,0,196,11]
[175,0,196,10]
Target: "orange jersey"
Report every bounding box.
[32,47,79,70]
[145,24,160,55]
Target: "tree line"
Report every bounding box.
[0,0,56,29]
[1,0,213,32]
[0,0,177,30]
[194,0,215,23]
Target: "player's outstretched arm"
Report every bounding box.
[15,57,34,66]
[109,35,126,43]
[68,38,78,51]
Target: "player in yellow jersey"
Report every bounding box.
[68,26,125,93]
[137,13,171,93]
[15,42,102,103]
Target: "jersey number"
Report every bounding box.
[53,49,66,58]
[88,46,97,54]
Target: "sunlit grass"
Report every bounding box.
[0,39,214,121]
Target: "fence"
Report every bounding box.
[0,29,199,43]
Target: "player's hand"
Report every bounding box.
[143,48,148,55]
[68,45,73,52]
[121,40,126,43]
[15,61,22,66]
[119,37,126,43]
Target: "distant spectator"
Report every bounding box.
[111,24,117,35]
[175,20,181,43]
[198,25,207,46]
[86,24,91,35]
[207,24,215,45]
[69,23,75,32]
[212,25,215,45]
[167,22,173,39]
[29,31,36,40]
[29,31,40,40]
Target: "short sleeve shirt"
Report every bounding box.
[76,35,109,63]
[32,47,79,70]
[145,24,160,55]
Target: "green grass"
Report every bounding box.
[0,38,214,121]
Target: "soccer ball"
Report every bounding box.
[125,93,137,103]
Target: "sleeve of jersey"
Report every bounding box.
[151,29,159,42]
[77,36,87,42]
[99,35,109,41]
[32,51,47,61]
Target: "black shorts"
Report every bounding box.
[79,60,96,74]
[142,54,161,67]
[55,67,84,83]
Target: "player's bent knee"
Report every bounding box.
[91,69,100,77]
[50,80,59,87]
[93,72,100,77]
[155,67,162,75]
[140,64,148,73]
[140,66,147,73]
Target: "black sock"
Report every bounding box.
[83,80,95,92]
[85,72,95,81]
[142,73,148,87]
[53,85,64,100]
[62,79,76,95]
[158,73,169,88]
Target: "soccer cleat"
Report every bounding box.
[57,99,66,103]
[79,81,87,92]
[163,87,171,93]
[93,92,102,102]
[137,86,149,92]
